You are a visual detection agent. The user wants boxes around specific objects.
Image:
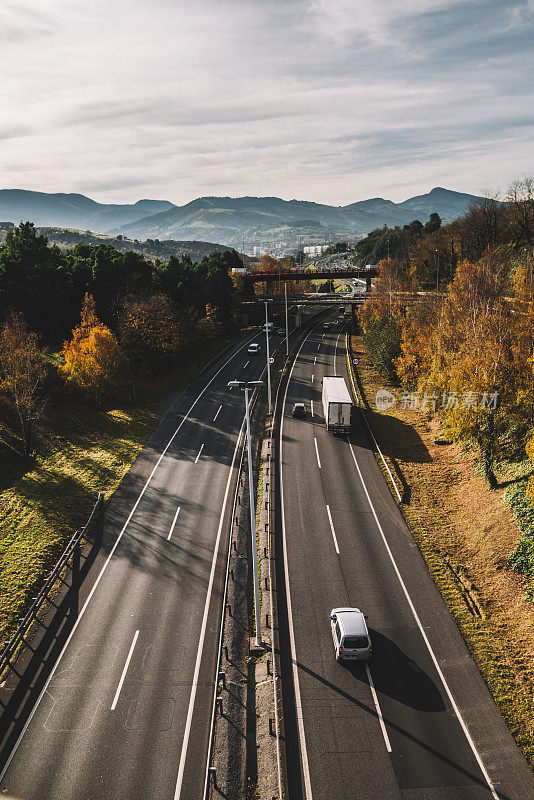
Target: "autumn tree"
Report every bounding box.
[0,310,47,461]
[358,260,412,379]
[62,293,126,401]
[252,254,279,295]
[118,294,183,374]
[197,303,224,341]
[423,255,512,487]
[395,296,442,390]
[526,432,534,507]
[360,258,414,330]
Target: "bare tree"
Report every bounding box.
[0,310,47,461]
[507,178,534,248]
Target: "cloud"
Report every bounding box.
[0,0,533,205]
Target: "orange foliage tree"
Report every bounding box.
[399,255,513,486]
[62,293,126,401]
[252,254,279,295]
[198,304,223,338]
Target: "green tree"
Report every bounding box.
[0,222,71,342]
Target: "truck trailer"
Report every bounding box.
[322,376,352,433]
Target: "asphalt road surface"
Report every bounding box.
[276,316,534,800]
[0,318,305,800]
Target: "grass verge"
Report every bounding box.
[0,333,241,646]
[350,333,534,765]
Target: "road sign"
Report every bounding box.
[353,357,359,365]
[269,356,274,364]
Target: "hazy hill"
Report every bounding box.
[0,189,175,230]
[0,187,483,250]
[115,188,482,247]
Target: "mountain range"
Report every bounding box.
[0,187,483,250]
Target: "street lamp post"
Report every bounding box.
[264,300,272,415]
[228,380,264,647]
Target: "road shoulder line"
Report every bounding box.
[347,439,499,800]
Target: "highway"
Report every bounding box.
[0,318,300,800]
[276,315,534,800]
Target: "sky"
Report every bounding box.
[1,0,533,206]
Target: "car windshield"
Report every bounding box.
[343,635,369,649]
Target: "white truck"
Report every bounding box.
[322,376,352,433]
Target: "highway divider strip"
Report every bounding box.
[203,307,329,799]
[202,407,249,800]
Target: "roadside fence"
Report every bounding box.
[0,492,104,686]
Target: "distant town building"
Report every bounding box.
[303,244,329,255]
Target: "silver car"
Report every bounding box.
[330,607,372,662]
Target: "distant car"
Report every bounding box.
[292,402,306,418]
[338,306,345,313]
[330,608,372,662]
[248,343,260,354]
[323,322,330,329]
[337,316,344,325]
[276,328,285,336]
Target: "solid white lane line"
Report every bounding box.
[333,333,340,375]
[317,344,320,350]
[311,373,314,382]
[310,400,314,417]
[365,664,392,752]
[325,504,340,554]
[280,333,315,800]
[243,360,250,369]
[174,411,247,800]
[111,630,139,710]
[195,443,204,463]
[167,505,181,541]
[314,356,316,363]
[0,334,256,784]
[347,441,499,800]
[213,404,222,422]
[314,437,321,469]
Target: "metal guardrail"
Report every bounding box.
[202,407,249,799]
[202,366,267,799]
[0,492,104,683]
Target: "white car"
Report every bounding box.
[330,607,372,662]
[248,343,260,354]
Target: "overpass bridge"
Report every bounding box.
[248,266,378,293]
[249,294,370,305]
